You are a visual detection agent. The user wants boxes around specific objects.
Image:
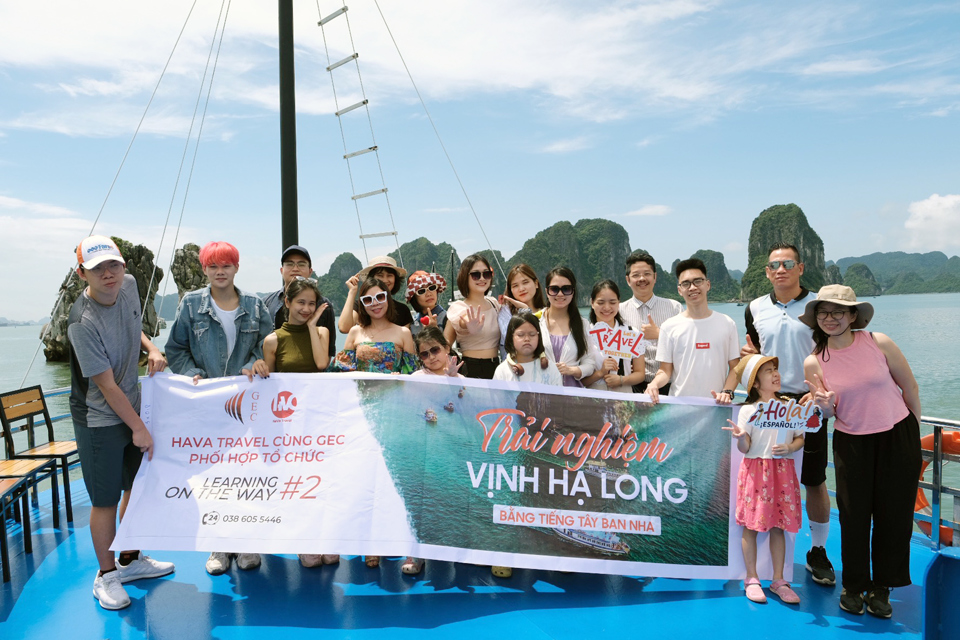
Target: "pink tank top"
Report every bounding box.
[448,298,501,351]
[818,331,909,435]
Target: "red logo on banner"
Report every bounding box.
[695,342,710,350]
[224,391,246,423]
[271,391,298,419]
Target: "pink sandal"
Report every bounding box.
[744,577,767,604]
[770,580,800,604]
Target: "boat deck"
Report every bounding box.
[0,486,938,639]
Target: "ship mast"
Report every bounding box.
[278,0,298,248]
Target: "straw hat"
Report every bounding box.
[733,354,779,393]
[798,284,874,330]
[357,256,407,294]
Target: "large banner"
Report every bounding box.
[115,372,797,579]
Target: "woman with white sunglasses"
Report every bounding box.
[331,275,417,376]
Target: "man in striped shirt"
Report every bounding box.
[618,251,682,395]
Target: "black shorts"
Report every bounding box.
[462,356,500,380]
[73,422,143,507]
[780,392,829,487]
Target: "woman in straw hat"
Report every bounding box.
[800,285,921,619]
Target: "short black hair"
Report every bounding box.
[675,258,707,279]
[768,242,801,262]
[625,251,656,275]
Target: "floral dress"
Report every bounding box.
[330,341,417,374]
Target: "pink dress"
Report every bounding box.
[734,404,803,533]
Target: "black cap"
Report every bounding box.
[281,245,311,265]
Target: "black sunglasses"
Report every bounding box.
[469,269,493,281]
[547,284,574,296]
[418,345,444,360]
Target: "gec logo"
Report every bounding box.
[271,391,298,419]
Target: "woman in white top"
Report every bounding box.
[539,267,597,387]
[497,263,546,359]
[580,280,645,393]
[494,312,562,385]
[444,254,501,379]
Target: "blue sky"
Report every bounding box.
[1,0,959,321]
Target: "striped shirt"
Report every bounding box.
[619,294,683,383]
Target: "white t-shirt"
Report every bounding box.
[655,311,739,398]
[738,404,803,459]
[493,360,562,386]
[211,298,240,363]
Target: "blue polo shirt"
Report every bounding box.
[744,288,817,394]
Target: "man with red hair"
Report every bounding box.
[165,241,272,575]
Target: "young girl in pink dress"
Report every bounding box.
[724,354,805,605]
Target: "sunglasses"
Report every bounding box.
[767,260,797,270]
[359,291,388,307]
[547,284,574,296]
[418,345,444,360]
[415,284,439,296]
[469,269,493,281]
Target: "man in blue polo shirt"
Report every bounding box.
[742,242,835,587]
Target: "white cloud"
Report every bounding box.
[800,57,890,76]
[540,137,591,154]
[904,194,960,251]
[625,205,672,217]
[0,195,78,217]
[723,241,744,253]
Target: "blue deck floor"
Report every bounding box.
[1,487,939,639]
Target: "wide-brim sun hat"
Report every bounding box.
[798,284,874,330]
[733,354,779,393]
[358,255,407,283]
[405,271,447,303]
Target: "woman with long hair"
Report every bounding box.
[497,263,546,360]
[801,285,921,619]
[539,267,597,387]
[443,254,501,379]
[580,279,644,393]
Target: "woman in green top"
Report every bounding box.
[263,277,331,373]
[262,277,335,568]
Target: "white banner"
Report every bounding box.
[115,372,797,579]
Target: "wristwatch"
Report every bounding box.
[722,389,735,396]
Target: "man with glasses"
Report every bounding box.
[261,245,337,357]
[741,242,836,587]
[646,258,739,402]
[67,235,175,610]
[618,251,682,394]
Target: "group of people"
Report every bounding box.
[66,234,921,619]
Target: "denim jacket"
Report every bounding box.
[165,286,273,379]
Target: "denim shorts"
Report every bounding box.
[73,422,144,507]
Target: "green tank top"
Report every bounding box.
[275,322,321,373]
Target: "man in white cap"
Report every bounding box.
[67,235,175,610]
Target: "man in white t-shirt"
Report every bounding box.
[647,258,740,401]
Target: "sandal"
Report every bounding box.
[491,566,513,578]
[364,556,381,568]
[744,577,767,604]
[401,557,424,575]
[770,579,801,604]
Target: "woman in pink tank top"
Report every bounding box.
[800,285,921,619]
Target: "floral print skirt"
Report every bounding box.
[736,458,802,533]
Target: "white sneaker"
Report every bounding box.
[93,571,131,610]
[206,551,232,575]
[116,553,176,584]
[236,553,262,570]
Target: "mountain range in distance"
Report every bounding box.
[151,207,960,320]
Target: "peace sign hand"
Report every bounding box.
[722,419,747,439]
[804,373,836,416]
